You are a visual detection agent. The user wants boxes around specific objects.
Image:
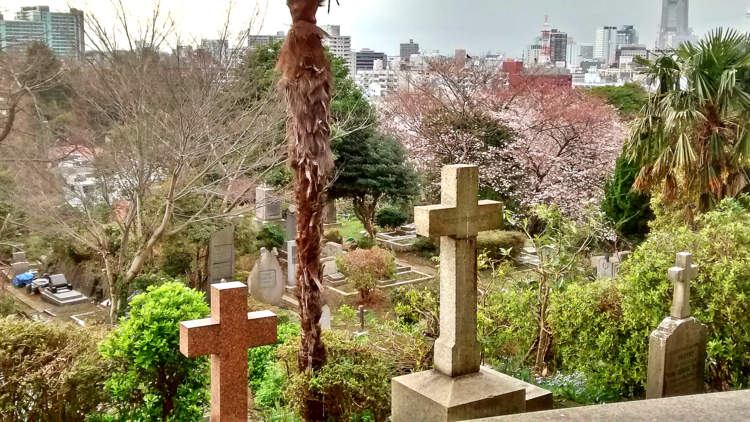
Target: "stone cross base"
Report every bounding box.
[392,367,551,422]
[252,217,286,229]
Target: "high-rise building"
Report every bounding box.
[247,31,286,49]
[595,26,618,66]
[617,25,639,46]
[400,39,419,62]
[658,0,690,50]
[524,40,542,66]
[356,49,387,71]
[550,29,568,65]
[0,6,85,59]
[321,25,355,75]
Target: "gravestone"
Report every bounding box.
[286,240,297,286]
[322,242,343,258]
[592,251,632,278]
[392,165,551,422]
[286,206,297,241]
[254,186,284,227]
[248,248,284,306]
[321,304,331,329]
[322,201,340,227]
[180,282,277,421]
[11,261,29,277]
[40,274,89,306]
[12,251,26,263]
[647,252,708,399]
[208,226,234,303]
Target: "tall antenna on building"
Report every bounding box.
[539,15,552,65]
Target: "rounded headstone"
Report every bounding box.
[248,248,284,306]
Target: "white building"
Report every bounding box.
[524,37,542,66]
[354,59,399,99]
[595,26,617,66]
[321,25,355,75]
[0,6,85,59]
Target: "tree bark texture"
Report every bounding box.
[278,0,333,396]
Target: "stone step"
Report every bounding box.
[280,294,299,312]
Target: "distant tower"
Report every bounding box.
[659,0,690,50]
[539,15,552,65]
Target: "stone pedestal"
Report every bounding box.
[253,186,285,228]
[392,367,526,422]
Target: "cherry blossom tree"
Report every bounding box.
[382,61,626,219]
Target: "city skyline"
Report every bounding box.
[3,0,750,57]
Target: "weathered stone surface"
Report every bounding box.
[646,252,707,399]
[481,367,554,413]
[646,316,708,399]
[256,187,282,221]
[41,288,89,306]
[208,226,234,302]
[12,251,26,263]
[11,261,29,277]
[248,248,284,306]
[320,304,331,329]
[474,390,750,422]
[285,206,297,240]
[393,165,542,422]
[180,282,277,422]
[392,367,526,422]
[668,252,698,319]
[286,240,297,286]
[322,242,343,258]
[323,201,337,224]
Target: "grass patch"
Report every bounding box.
[337,218,366,240]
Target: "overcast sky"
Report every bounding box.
[4,0,750,57]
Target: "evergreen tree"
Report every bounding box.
[602,156,654,240]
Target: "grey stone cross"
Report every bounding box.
[668,252,699,319]
[414,165,503,377]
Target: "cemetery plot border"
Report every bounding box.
[325,268,434,298]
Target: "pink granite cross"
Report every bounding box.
[180,282,277,422]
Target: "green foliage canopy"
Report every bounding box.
[602,156,654,240]
[98,282,210,421]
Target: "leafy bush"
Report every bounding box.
[391,283,440,338]
[337,247,396,300]
[355,233,375,250]
[278,330,396,421]
[322,229,343,244]
[0,318,110,422]
[602,156,653,241]
[476,230,527,260]
[264,165,294,189]
[375,206,409,230]
[249,323,301,393]
[258,223,287,249]
[551,198,750,396]
[0,295,18,316]
[98,282,210,421]
[412,236,438,255]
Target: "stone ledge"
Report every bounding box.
[472,389,750,421]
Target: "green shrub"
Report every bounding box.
[337,247,396,300]
[602,156,653,241]
[98,282,210,421]
[264,165,294,189]
[0,295,18,317]
[278,330,396,421]
[0,318,110,422]
[258,223,287,249]
[161,243,194,278]
[551,198,750,396]
[322,229,343,244]
[476,230,526,260]
[391,283,440,338]
[249,323,301,393]
[355,233,375,250]
[412,236,438,255]
[375,206,409,230]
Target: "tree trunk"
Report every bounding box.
[278,2,333,420]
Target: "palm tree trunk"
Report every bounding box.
[278,2,333,420]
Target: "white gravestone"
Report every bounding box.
[208,226,235,303]
[320,305,331,329]
[12,251,26,263]
[248,247,284,306]
[286,240,297,287]
[286,206,297,241]
[647,253,709,399]
[255,186,283,222]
